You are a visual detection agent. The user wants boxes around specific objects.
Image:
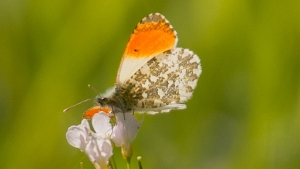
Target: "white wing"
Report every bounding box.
[119,48,201,114]
[116,13,177,84]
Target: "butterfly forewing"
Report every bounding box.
[116,13,178,84]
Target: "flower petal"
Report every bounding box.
[66,119,91,151]
[112,113,141,148]
[85,135,113,169]
[92,112,112,138]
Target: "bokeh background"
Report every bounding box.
[1,0,299,168]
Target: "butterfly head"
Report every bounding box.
[94,87,124,112]
[95,96,110,107]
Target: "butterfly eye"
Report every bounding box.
[97,97,108,105]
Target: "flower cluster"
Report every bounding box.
[66,108,141,169]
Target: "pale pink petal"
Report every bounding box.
[66,119,91,151]
[85,135,112,169]
[92,112,112,138]
[112,113,141,148]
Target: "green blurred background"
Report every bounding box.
[0,0,299,168]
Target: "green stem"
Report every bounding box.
[127,162,130,169]
[126,158,131,169]
[109,154,117,169]
[137,156,142,169]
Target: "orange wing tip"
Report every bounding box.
[124,13,177,58]
[82,106,112,119]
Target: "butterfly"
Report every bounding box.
[84,13,202,117]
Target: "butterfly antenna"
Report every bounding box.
[88,84,99,94]
[63,98,93,113]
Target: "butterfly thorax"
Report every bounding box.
[95,85,134,113]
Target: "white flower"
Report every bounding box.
[66,112,113,169]
[66,119,91,151]
[111,112,142,159]
[85,135,112,169]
